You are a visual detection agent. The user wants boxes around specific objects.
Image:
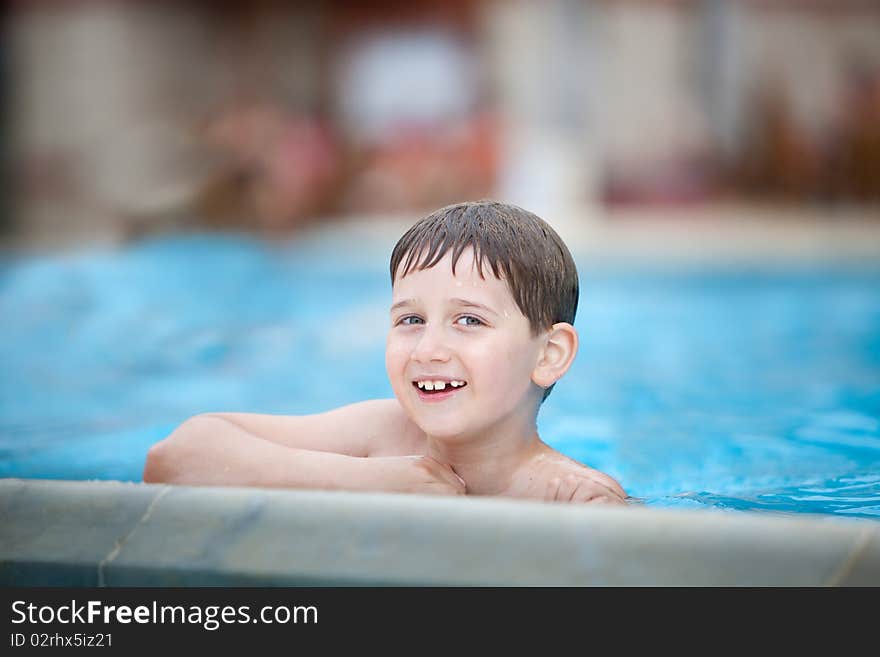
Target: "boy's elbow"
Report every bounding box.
[143,436,186,484]
[143,439,172,484]
[142,415,213,484]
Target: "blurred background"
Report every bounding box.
[1,0,879,515]
[3,0,879,248]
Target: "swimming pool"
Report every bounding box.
[2,229,879,519]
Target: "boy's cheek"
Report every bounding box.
[384,340,411,364]
[384,342,412,387]
[385,336,408,351]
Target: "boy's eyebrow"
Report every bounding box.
[389,298,499,316]
[449,298,499,316]
[390,299,416,313]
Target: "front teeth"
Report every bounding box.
[417,380,465,390]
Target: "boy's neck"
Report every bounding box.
[425,424,547,496]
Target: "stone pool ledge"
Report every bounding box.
[1,478,878,586]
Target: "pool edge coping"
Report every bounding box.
[2,478,878,586]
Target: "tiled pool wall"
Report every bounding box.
[1,478,878,586]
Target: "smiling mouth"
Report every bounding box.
[412,380,468,395]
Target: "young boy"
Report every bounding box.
[143,200,626,505]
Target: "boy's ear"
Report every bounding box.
[531,322,578,389]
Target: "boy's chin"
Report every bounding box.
[412,418,472,441]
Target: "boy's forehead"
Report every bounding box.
[391,250,518,308]
[393,247,493,283]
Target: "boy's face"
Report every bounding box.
[386,248,545,440]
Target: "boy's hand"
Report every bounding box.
[545,472,626,505]
[516,458,626,506]
[361,455,467,496]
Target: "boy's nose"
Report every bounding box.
[411,326,451,363]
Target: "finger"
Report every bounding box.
[557,474,579,502]
[587,494,626,506]
[438,464,466,493]
[423,456,466,492]
[452,470,467,492]
[570,477,625,504]
[425,482,462,496]
[578,472,626,501]
[583,469,627,499]
[571,482,596,504]
[447,464,467,491]
[440,482,466,496]
[585,478,626,502]
[545,477,562,502]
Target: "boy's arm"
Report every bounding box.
[184,399,423,458]
[142,399,462,494]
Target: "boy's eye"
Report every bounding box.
[398,316,424,325]
[455,315,483,327]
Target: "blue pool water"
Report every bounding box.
[1,231,879,519]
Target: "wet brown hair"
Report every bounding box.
[389,200,579,400]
